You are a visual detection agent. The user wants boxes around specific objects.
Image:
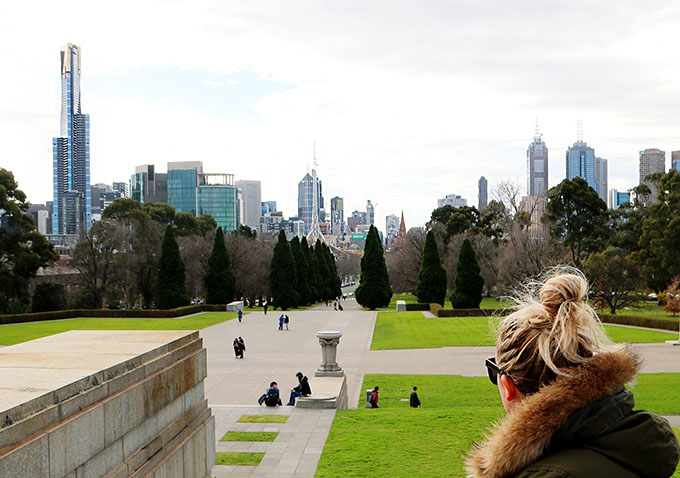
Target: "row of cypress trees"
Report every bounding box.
[269,230,342,310]
[157,225,236,309]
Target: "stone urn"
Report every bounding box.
[315,331,344,377]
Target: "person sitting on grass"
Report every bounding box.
[409,386,421,408]
[258,382,282,407]
[467,270,680,478]
[286,372,312,406]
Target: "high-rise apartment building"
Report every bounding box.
[527,126,549,196]
[438,194,467,208]
[594,157,608,203]
[112,182,129,198]
[385,214,399,251]
[672,151,680,172]
[366,200,375,225]
[639,148,666,205]
[52,44,91,235]
[298,172,324,234]
[261,201,277,215]
[130,165,168,204]
[608,189,631,210]
[330,197,344,235]
[235,180,262,231]
[478,176,488,211]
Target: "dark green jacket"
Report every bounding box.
[467,349,680,478]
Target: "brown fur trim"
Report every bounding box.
[466,347,640,478]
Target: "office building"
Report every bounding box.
[639,148,666,205]
[27,204,50,235]
[167,161,238,231]
[527,125,549,196]
[130,165,167,204]
[594,157,608,203]
[330,197,344,235]
[235,180,261,231]
[438,194,467,208]
[672,151,680,172]
[52,43,91,235]
[478,176,488,211]
[112,182,129,198]
[261,201,277,215]
[91,183,123,216]
[366,200,375,225]
[520,196,548,239]
[608,189,631,210]
[298,172,324,234]
[565,139,597,192]
[385,214,399,251]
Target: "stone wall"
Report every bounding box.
[0,330,215,477]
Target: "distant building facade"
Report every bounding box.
[261,201,277,215]
[639,148,666,205]
[298,172,324,234]
[566,140,597,192]
[330,197,344,235]
[52,43,91,235]
[130,164,168,204]
[520,196,548,239]
[478,176,488,211]
[527,127,549,196]
[366,200,375,225]
[438,194,467,208]
[385,214,399,251]
[672,151,680,172]
[594,157,608,203]
[235,180,262,231]
[608,189,631,210]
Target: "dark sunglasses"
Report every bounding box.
[485,357,531,394]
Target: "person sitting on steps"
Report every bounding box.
[286,372,312,406]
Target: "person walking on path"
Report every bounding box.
[263,301,268,315]
[278,314,284,330]
[232,338,243,359]
[410,386,421,408]
[284,314,289,330]
[237,309,243,322]
[369,386,379,408]
[238,337,245,358]
[286,372,312,406]
[467,270,680,478]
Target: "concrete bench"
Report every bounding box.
[396,300,407,311]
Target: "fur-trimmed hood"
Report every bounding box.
[466,347,676,478]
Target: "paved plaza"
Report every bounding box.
[200,302,680,476]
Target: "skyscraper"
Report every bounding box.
[130,164,167,204]
[565,136,597,193]
[672,151,680,172]
[52,44,91,235]
[478,176,488,211]
[639,148,666,205]
[527,124,549,196]
[261,201,277,215]
[366,200,375,225]
[594,157,608,203]
[297,172,323,234]
[235,180,262,231]
[385,214,399,251]
[167,161,203,215]
[330,197,344,235]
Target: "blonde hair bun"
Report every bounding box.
[539,273,588,318]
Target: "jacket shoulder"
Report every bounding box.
[517,448,639,478]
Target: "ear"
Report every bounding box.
[499,374,521,402]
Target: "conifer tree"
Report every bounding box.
[157,225,190,309]
[315,241,332,301]
[290,236,310,306]
[301,237,319,303]
[324,243,342,299]
[416,230,447,305]
[355,225,392,309]
[450,238,484,309]
[269,230,299,310]
[203,227,236,304]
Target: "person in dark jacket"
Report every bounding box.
[467,271,680,478]
[232,338,243,359]
[258,382,282,406]
[286,372,312,406]
[409,386,421,408]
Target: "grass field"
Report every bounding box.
[220,431,278,442]
[377,294,513,312]
[316,373,680,478]
[215,452,264,466]
[370,312,678,350]
[0,311,236,345]
[237,414,288,424]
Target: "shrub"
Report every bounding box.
[31,282,68,312]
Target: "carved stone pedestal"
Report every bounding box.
[315,331,344,377]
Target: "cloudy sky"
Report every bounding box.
[2,0,680,228]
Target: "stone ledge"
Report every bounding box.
[296,376,347,410]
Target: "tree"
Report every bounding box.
[386,228,426,293]
[314,241,332,301]
[31,282,68,312]
[142,202,176,224]
[584,248,641,314]
[232,225,257,239]
[543,177,610,267]
[662,280,680,317]
[0,169,58,313]
[156,225,190,309]
[103,198,149,221]
[175,212,200,236]
[226,232,272,306]
[203,227,235,304]
[450,238,484,309]
[356,225,392,309]
[290,237,311,306]
[324,243,342,299]
[416,230,447,305]
[301,237,319,303]
[269,230,299,310]
[635,170,680,292]
[197,214,217,236]
[179,233,212,300]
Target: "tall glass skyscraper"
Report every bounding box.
[52,44,91,235]
[298,172,324,234]
[565,140,596,192]
[527,127,549,196]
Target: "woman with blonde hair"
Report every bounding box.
[467,270,679,478]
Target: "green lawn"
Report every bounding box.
[376,294,513,312]
[613,301,678,319]
[215,452,264,466]
[316,373,680,478]
[220,431,278,442]
[0,311,236,345]
[370,312,678,350]
[238,414,289,424]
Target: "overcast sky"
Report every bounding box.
[2,1,680,228]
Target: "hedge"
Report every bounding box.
[436,308,514,318]
[598,313,678,332]
[404,303,431,311]
[0,304,229,325]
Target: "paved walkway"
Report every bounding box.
[201,303,680,476]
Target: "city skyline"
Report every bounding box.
[4,2,680,227]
